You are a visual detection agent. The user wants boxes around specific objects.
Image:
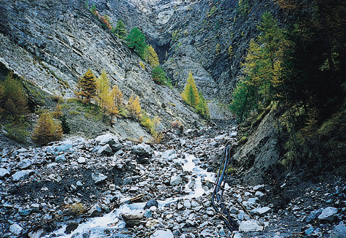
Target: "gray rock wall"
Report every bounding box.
[0,0,202,139]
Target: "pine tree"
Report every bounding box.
[75,68,97,104]
[181,71,200,108]
[32,113,63,145]
[152,66,167,85]
[0,73,28,117]
[95,69,111,110]
[114,19,127,39]
[60,115,70,134]
[145,45,159,67]
[127,94,141,120]
[126,27,148,59]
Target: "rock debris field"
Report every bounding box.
[0,126,345,237]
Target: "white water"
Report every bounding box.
[44,154,215,238]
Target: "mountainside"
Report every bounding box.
[0,0,203,140]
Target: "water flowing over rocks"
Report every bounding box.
[0,126,345,237]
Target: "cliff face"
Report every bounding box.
[0,0,203,139]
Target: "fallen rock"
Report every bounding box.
[122,213,144,227]
[65,222,79,234]
[251,207,271,215]
[239,220,263,232]
[132,143,153,157]
[55,154,66,163]
[97,144,113,156]
[12,170,34,182]
[144,199,159,210]
[150,229,174,238]
[170,174,182,186]
[78,157,87,164]
[10,223,23,235]
[88,204,102,217]
[330,222,346,238]
[0,168,10,178]
[318,207,338,221]
[18,159,33,169]
[92,173,107,184]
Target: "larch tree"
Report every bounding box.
[145,45,159,67]
[181,71,200,108]
[0,73,28,118]
[114,19,127,39]
[127,94,141,120]
[76,68,97,104]
[111,84,124,108]
[95,69,111,110]
[32,113,63,145]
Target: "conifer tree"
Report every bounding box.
[127,94,141,120]
[53,103,63,119]
[95,69,111,110]
[196,92,210,119]
[181,71,200,108]
[126,27,148,59]
[145,45,159,67]
[114,19,127,39]
[0,73,28,117]
[75,68,97,104]
[152,66,167,85]
[32,113,63,145]
[111,85,124,108]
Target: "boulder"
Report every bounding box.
[132,143,153,157]
[144,199,159,210]
[55,154,66,163]
[12,170,34,182]
[10,223,23,235]
[18,159,33,169]
[239,220,263,232]
[92,173,107,184]
[0,168,10,179]
[330,222,346,238]
[65,222,79,234]
[97,144,113,156]
[318,207,338,221]
[251,207,271,215]
[55,143,72,152]
[88,204,102,217]
[77,157,87,164]
[150,229,174,238]
[122,213,144,227]
[170,175,182,186]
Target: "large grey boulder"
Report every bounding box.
[92,173,107,184]
[132,143,153,157]
[0,168,10,179]
[9,223,23,235]
[318,207,338,221]
[18,159,33,169]
[97,144,113,156]
[12,170,34,182]
[239,220,263,232]
[150,229,174,238]
[122,213,145,227]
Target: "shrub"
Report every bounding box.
[4,117,29,143]
[70,203,85,216]
[114,19,127,39]
[32,113,63,145]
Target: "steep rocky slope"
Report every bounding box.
[0,0,203,140]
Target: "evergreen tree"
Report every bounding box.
[75,68,97,104]
[0,73,28,118]
[60,115,70,134]
[152,66,167,85]
[126,27,148,59]
[196,92,210,119]
[145,45,159,67]
[95,69,111,110]
[114,19,127,39]
[127,94,141,120]
[32,113,63,145]
[181,71,200,108]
